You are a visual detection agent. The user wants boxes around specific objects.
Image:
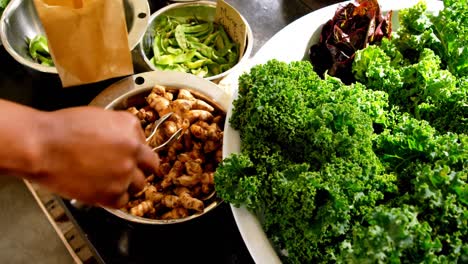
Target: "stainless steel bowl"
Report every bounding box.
[0,0,149,74]
[138,1,253,83]
[89,70,231,224]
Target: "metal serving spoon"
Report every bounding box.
[145,112,183,152]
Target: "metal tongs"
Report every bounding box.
[146,112,183,152]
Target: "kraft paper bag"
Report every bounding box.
[33,0,134,87]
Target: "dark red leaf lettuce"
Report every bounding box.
[309,0,392,84]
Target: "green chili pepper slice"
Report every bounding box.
[148,15,240,78]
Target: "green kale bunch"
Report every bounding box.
[215,1,467,263]
[216,60,399,263]
[216,59,467,263]
[352,1,467,134]
[343,116,468,263]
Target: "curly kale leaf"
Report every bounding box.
[348,123,468,263]
[340,205,444,264]
[394,0,468,77]
[216,60,399,263]
[353,38,467,134]
[430,0,468,77]
[213,153,261,210]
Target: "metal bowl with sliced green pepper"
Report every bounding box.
[0,0,150,74]
[27,34,53,66]
[139,1,253,83]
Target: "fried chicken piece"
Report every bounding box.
[127,106,140,117]
[130,200,154,217]
[185,159,203,176]
[146,93,170,116]
[162,120,178,137]
[174,187,204,212]
[144,123,154,137]
[161,195,181,208]
[189,142,205,162]
[190,121,222,141]
[177,152,191,163]
[167,141,184,161]
[158,162,172,177]
[204,140,221,153]
[199,172,215,194]
[145,185,164,203]
[152,84,173,101]
[139,106,157,123]
[171,99,193,115]
[161,160,184,189]
[174,175,200,187]
[177,89,214,112]
[184,110,213,123]
[161,208,189,220]
[177,89,195,100]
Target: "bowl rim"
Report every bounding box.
[89,70,231,224]
[0,0,149,74]
[138,0,254,82]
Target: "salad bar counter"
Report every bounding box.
[2,0,465,263]
[0,0,324,263]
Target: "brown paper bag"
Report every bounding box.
[33,0,133,87]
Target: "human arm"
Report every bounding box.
[0,99,159,208]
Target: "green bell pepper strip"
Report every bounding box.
[152,34,162,60]
[214,34,225,50]
[227,45,239,64]
[211,52,228,64]
[214,42,234,58]
[183,23,211,34]
[203,31,219,46]
[159,35,168,54]
[156,50,196,65]
[185,58,214,69]
[28,35,54,66]
[29,35,50,59]
[36,53,54,66]
[166,46,183,55]
[189,41,214,58]
[149,15,240,77]
[175,25,188,50]
[208,64,221,75]
[186,36,201,45]
[191,66,209,77]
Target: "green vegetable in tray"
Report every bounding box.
[216,59,467,264]
[27,35,54,66]
[353,0,467,134]
[215,1,467,263]
[148,15,239,78]
[0,0,9,16]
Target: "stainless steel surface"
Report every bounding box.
[89,70,228,225]
[0,0,149,74]
[0,177,75,264]
[138,1,254,83]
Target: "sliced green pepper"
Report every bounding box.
[175,25,188,50]
[149,15,240,77]
[28,35,54,66]
[156,50,196,65]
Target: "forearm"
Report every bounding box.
[0,99,47,179]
